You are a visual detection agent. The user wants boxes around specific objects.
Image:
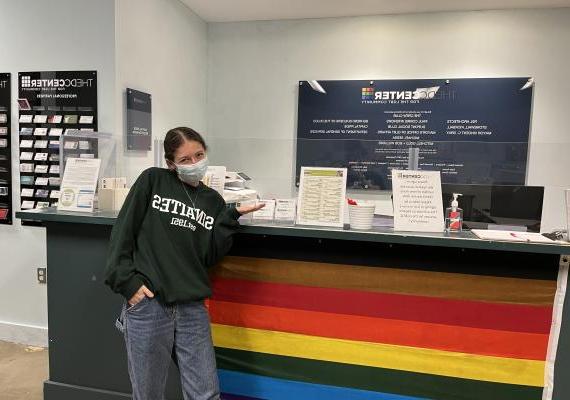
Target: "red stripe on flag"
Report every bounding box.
[211,277,552,334]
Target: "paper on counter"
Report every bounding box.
[471,229,554,243]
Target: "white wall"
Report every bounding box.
[0,0,208,345]
[0,0,116,346]
[115,0,208,184]
[207,9,570,229]
[2,4,569,345]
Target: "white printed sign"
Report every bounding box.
[57,158,101,212]
[392,170,444,232]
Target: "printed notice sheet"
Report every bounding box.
[392,170,445,232]
[296,167,347,228]
[58,158,101,212]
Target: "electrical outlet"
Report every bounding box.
[37,268,47,284]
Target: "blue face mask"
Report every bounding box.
[176,157,209,185]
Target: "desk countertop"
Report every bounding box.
[16,208,570,255]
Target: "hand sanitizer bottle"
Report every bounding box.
[445,193,463,232]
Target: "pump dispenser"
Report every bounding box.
[445,193,463,232]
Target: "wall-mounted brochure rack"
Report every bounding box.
[0,73,12,225]
[18,71,97,226]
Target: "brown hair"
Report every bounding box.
[163,127,207,162]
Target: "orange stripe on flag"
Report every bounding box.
[209,300,548,361]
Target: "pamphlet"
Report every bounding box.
[57,158,101,212]
[252,199,276,221]
[203,166,226,195]
[274,199,297,222]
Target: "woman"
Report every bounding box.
[104,127,263,400]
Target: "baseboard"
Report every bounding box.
[45,381,132,400]
[0,321,48,347]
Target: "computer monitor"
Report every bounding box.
[441,184,544,232]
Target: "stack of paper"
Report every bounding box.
[471,229,555,243]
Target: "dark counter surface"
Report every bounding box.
[16,208,570,255]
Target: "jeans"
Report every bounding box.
[116,297,220,400]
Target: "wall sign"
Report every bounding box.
[296,78,533,190]
[18,70,97,225]
[0,74,12,225]
[126,88,151,151]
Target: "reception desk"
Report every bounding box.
[16,208,570,400]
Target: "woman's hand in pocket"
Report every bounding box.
[128,285,154,306]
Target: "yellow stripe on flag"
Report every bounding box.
[212,324,545,387]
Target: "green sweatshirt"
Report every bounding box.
[104,167,241,303]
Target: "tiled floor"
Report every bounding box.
[0,340,47,400]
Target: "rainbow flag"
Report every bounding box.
[210,255,567,400]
